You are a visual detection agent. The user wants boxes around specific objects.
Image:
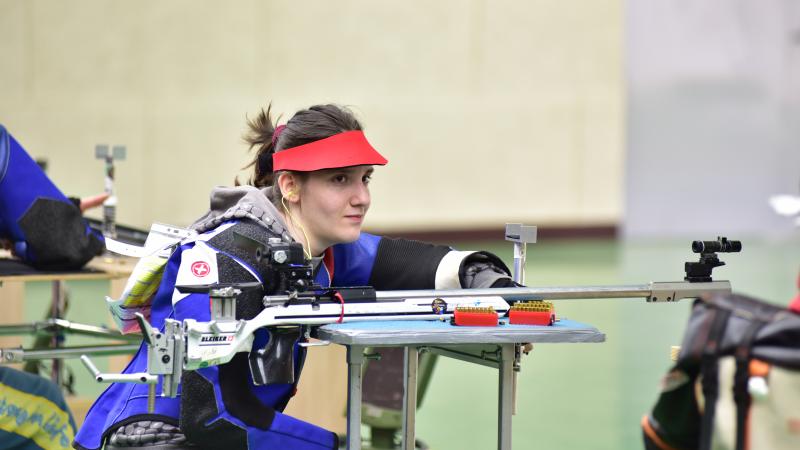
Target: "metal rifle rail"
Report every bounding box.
[0,318,142,341]
[1,344,141,363]
[262,280,732,305]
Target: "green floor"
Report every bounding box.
[21,235,800,449]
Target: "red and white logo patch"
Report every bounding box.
[191,261,211,278]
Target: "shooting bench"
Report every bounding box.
[316,317,605,450]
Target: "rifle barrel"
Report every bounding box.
[261,281,731,305]
[375,285,652,301]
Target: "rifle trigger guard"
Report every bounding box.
[299,340,330,348]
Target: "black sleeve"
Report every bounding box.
[367,237,451,290]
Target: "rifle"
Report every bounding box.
[79,235,740,414]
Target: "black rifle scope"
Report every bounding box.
[692,237,742,254]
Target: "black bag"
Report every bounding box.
[642,293,800,450]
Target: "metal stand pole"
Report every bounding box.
[50,280,65,386]
[502,224,537,448]
[498,344,515,450]
[346,345,365,450]
[401,347,418,450]
[95,144,126,243]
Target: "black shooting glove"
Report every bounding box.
[490,277,523,288]
[459,251,513,289]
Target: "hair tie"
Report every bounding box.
[272,125,286,146]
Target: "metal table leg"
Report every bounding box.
[498,344,514,450]
[50,280,65,386]
[346,345,365,450]
[401,346,418,450]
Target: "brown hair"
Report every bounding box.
[242,103,363,192]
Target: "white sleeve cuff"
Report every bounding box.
[434,250,476,289]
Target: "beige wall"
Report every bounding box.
[0,0,623,232]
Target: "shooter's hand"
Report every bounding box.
[0,238,15,257]
[78,193,110,212]
[490,277,523,288]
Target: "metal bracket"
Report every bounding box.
[504,223,538,244]
[299,327,329,347]
[647,280,732,302]
[95,145,127,161]
[80,354,156,384]
[135,313,184,397]
[504,223,537,285]
[0,348,23,364]
[209,286,240,322]
[299,340,331,348]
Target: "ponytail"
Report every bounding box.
[242,103,279,187]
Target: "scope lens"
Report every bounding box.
[726,241,742,252]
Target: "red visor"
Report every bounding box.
[272,130,388,172]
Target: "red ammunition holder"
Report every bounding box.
[453,309,498,326]
[509,310,555,326]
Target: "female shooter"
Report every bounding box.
[75,104,515,450]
